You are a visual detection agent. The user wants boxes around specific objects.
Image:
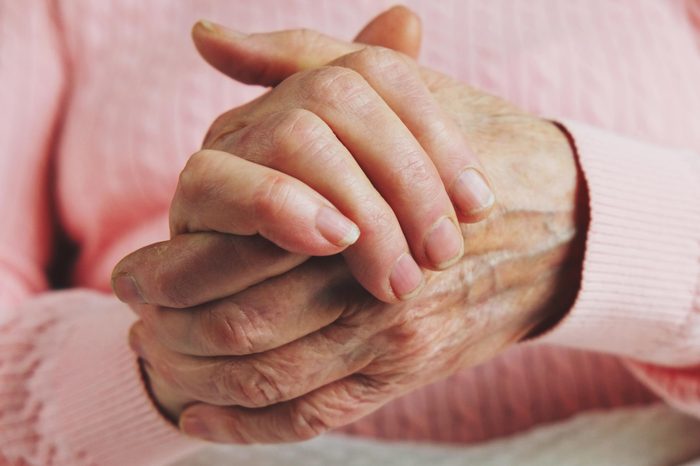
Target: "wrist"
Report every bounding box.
[521,121,590,339]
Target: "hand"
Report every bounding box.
[165,8,495,303]
[125,121,585,443]
[114,14,588,443]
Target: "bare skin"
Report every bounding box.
[164,13,495,304]
[114,7,587,444]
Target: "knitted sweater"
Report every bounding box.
[1,1,699,465]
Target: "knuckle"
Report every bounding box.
[203,111,229,147]
[229,362,286,407]
[290,401,332,441]
[349,46,407,77]
[224,121,256,154]
[302,66,372,112]
[203,303,258,354]
[270,109,324,154]
[393,152,438,195]
[210,363,246,405]
[271,110,341,167]
[230,110,322,168]
[176,151,216,205]
[377,315,436,362]
[389,319,423,346]
[204,109,247,149]
[420,117,453,150]
[348,374,388,400]
[358,203,399,243]
[253,172,295,222]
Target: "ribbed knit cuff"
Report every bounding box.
[538,121,700,367]
[42,291,201,466]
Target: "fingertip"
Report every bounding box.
[180,405,246,444]
[258,208,358,258]
[110,255,128,283]
[339,225,361,247]
[456,201,496,224]
[191,19,218,47]
[389,253,425,301]
[354,4,422,59]
[180,412,215,442]
[195,19,216,33]
[315,205,361,248]
[423,216,464,271]
[112,274,146,304]
[192,19,246,39]
[386,4,423,37]
[451,168,496,220]
[191,19,256,84]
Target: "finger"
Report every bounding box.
[179,374,391,443]
[192,21,359,87]
[191,5,422,86]
[137,354,191,423]
[193,20,494,220]
[130,310,375,409]
[203,43,494,224]
[136,255,359,356]
[213,108,423,302]
[170,149,360,256]
[112,232,306,308]
[268,67,465,280]
[191,16,450,89]
[354,5,422,59]
[331,48,495,222]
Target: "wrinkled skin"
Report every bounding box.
[167,28,496,303]
[116,13,587,444]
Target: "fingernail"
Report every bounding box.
[425,216,464,269]
[452,168,495,215]
[390,253,424,300]
[112,275,145,304]
[197,19,216,32]
[316,206,360,247]
[181,414,213,441]
[196,19,247,38]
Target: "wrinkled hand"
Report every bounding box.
[166,10,495,303]
[113,7,587,444]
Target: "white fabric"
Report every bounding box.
[171,404,700,466]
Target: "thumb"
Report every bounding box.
[192,5,422,87]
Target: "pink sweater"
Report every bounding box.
[1,0,699,464]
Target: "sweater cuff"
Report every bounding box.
[39,290,201,466]
[538,120,700,367]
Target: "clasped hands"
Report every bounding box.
[112,7,586,444]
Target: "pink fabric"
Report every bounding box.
[0,0,699,464]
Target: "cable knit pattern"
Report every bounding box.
[0,0,699,464]
[0,292,199,466]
